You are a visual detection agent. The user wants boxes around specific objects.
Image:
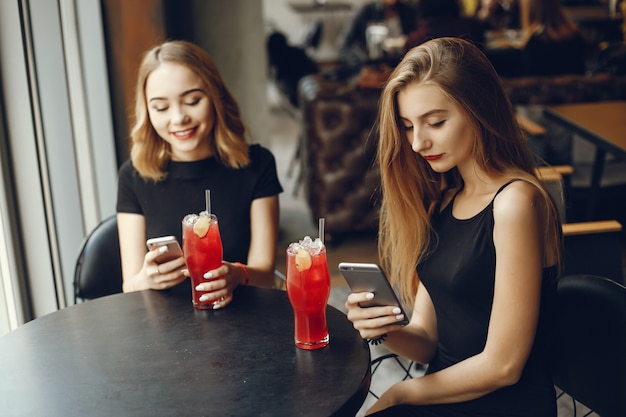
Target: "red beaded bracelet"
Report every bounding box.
[234,262,250,286]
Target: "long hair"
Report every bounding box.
[129,40,250,181]
[520,0,580,43]
[377,37,562,306]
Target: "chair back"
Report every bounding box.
[552,274,626,417]
[74,215,123,302]
[562,221,624,284]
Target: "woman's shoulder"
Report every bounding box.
[495,178,542,199]
[492,179,545,220]
[243,144,284,194]
[248,143,278,163]
[118,159,137,176]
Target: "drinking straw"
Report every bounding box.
[205,189,211,215]
[318,218,325,245]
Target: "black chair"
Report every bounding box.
[562,221,625,284]
[368,352,420,400]
[73,215,122,302]
[552,274,626,417]
[538,169,624,284]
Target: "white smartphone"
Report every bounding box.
[338,262,409,326]
[146,236,183,264]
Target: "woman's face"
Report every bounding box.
[397,82,475,173]
[145,62,215,161]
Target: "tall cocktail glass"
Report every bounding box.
[182,212,223,309]
[286,236,331,350]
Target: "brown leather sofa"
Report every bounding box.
[298,74,382,242]
[298,73,626,240]
[501,73,626,106]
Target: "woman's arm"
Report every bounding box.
[382,282,438,363]
[368,182,547,413]
[117,212,187,292]
[239,195,280,288]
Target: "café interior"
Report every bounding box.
[0,0,625,416]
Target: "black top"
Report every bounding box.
[0,287,371,417]
[408,181,558,416]
[117,144,283,264]
[522,30,587,77]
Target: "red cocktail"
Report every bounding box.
[286,237,330,350]
[182,213,223,309]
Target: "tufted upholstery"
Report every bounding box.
[501,73,626,105]
[299,75,382,241]
[298,73,626,240]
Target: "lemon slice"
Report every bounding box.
[295,248,312,272]
[193,216,211,238]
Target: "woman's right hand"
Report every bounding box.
[128,249,187,292]
[345,292,407,341]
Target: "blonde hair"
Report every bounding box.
[129,40,250,181]
[377,37,562,306]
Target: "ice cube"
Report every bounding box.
[310,237,324,254]
[299,236,313,247]
[183,214,199,225]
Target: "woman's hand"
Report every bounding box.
[192,262,246,309]
[345,292,407,341]
[134,247,187,291]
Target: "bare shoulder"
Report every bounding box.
[492,180,545,223]
[492,180,559,266]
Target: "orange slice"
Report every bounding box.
[193,217,210,238]
[295,248,312,272]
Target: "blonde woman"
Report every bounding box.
[345,38,562,416]
[117,40,282,308]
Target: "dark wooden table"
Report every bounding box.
[544,101,626,219]
[0,286,370,417]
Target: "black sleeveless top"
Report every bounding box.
[415,180,558,417]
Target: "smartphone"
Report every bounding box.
[146,236,183,264]
[338,262,409,326]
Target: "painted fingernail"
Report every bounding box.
[158,246,168,253]
[196,285,205,291]
[199,295,209,301]
[392,307,401,314]
[204,272,213,279]
[212,303,221,310]
[366,293,374,300]
[396,314,405,321]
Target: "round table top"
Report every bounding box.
[0,286,371,417]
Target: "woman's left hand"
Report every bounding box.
[188,262,241,309]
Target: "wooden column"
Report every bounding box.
[101,0,167,165]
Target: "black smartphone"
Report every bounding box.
[146,236,183,264]
[338,262,409,326]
